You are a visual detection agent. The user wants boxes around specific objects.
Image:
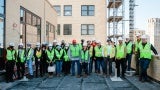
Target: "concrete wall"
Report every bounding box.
[131,55,160,81]
[52,0,107,44]
[5,0,57,48]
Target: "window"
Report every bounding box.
[20,8,25,23]
[81,24,94,35]
[64,5,72,16]
[53,5,61,16]
[81,5,95,16]
[57,24,60,35]
[63,24,72,35]
[46,22,49,36]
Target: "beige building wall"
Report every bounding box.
[51,0,107,44]
[5,0,57,48]
[129,29,145,42]
[147,18,160,53]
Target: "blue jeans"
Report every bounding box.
[97,59,105,73]
[26,59,33,75]
[56,60,63,75]
[126,54,132,71]
[139,58,150,80]
[71,60,81,75]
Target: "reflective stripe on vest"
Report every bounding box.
[6,50,16,60]
[81,50,89,62]
[64,49,69,61]
[46,49,54,61]
[95,46,103,57]
[70,45,80,57]
[55,49,63,60]
[126,42,132,54]
[17,49,25,62]
[139,43,152,59]
[116,44,125,59]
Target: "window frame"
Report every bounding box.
[81,24,95,35]
[63,24,72,35]
[81,5,95,16]
[64,5,72,16]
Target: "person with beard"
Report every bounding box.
[46,43,54,77]
[26,43,34,79]
[54,43,64,77]
[63,43,71,75]
[16,43,25,80]
[34,42,43,77]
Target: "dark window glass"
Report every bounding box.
[20,9,25,22]
[81,5,95,16]
[63,24,72,35]
[64,5,72,16]
[57,24,60,35]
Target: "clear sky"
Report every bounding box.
[126,0,160,31]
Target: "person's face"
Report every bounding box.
[107,41,111,45]
[83,46,87,50]
[53,42,57,46]
[137,36,141,40]
[126,38,129,42]
[142,38,147,43]
[119,40,122,44]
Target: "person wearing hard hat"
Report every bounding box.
[103,39,115,76]
[5,42,16,83]
[138,35,158,82]
[80,42,90,77]
[134,33,142,75]
[94,40,105,75]
[69,39,81,78]
[16,43,25,80]
[125,36,133,71]
[41,42,47,75]
[89,38,97,74]
[26,43,34,79]
[79,39,85,50]
[34,42,43,77]
[46,43,54,77]
[63,43,71,75]
[115,37,127,78]
[54,42,64,77]
[52,39,58,49]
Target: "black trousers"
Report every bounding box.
[81,62,88,74]
[115,59,125,77]
[0,57,5,70]
[6,60,15,82]
[35,60,43,77]
[63,61,71,74]
[16,62,25,78]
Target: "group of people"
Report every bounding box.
[3,33,158,83]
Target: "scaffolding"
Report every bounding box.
[107,0,125,40]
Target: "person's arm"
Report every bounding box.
[151,44,158,55]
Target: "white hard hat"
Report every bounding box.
[48,43,52,47]
[141,34,148,39]
[96,40,101,44]
[118,37,123,41]
[136,33,141,37]
[53,39,57,43]
[56,42,61,46]
[9,42,15,47]
[125,35,130,39]
[36,42,40,46]
[27,42,31,46]
[83,42,87,47]
[42,42,46,45]
[18,43,23,46]
[92,37,96,41]
[65,43,69,47]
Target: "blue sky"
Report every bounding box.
[126,0,160,31]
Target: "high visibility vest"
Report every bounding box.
[64,49,69,62]
[139,43,152,59]
[135,40,142,52]
[116,44,125,59]
[6,49,16,61]
[46,49,54,61]
[79,43,83,50]
[36,50,42,59]
[89,46,93,57]
[26,48,33,60]
[126,42,132,54]
[70,44,80,57]
[81,50,89,62]
[55,49,63,60]
[16,49,25,62]
[95,46,103,57]
[103,45,115,58]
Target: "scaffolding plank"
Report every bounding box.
[107,16,123,22]
[107,0,122,8]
